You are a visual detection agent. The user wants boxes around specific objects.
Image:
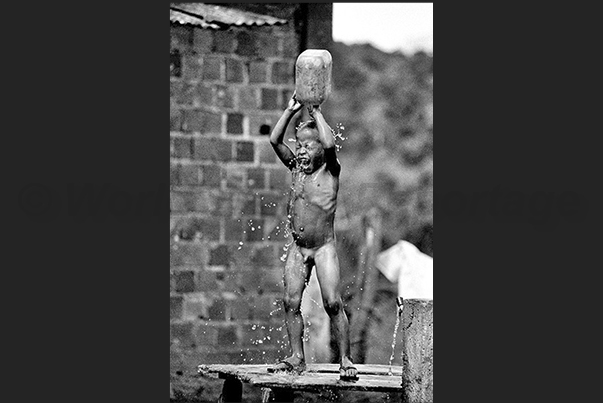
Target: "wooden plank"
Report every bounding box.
[197,364,404,393]
[198,363,402,376]
[401,299,433,403]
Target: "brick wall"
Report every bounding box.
[170,12,304,380]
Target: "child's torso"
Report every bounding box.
[287,164,338,248]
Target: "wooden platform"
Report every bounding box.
[197,363,403,394]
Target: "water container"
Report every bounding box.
[295,49,332,106]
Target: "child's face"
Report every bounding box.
[295,128,324,173]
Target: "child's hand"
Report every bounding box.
[286,92,303,113]
[308,104,321,118]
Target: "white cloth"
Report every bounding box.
[375,240,433,299]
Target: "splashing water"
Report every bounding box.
[331,122,347,152]
[387,307,403,375]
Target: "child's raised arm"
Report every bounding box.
[270,93,302,170]
[309,105,341,176]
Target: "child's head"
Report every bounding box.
[295,121,324,173]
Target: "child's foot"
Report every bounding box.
[339,356,358,381]
[267,356,306,374]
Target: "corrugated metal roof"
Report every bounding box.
[170,3,287,29]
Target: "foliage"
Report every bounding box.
[326,42,433,257]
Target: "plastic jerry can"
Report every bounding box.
[295,49,332,106]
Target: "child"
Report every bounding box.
[267,93,358,381]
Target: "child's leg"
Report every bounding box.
[314,240,358,380]
[269,243,312,372]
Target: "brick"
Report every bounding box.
[183,296,208,321]
[207,298,227,320]
[170,191,195,213]
[229,243,254,270]
[174,191,232,216]
[217,325,239,346]
[232,194,256,216]
[175,82,196,106]
[170,80,183,99]
[202,56,222,81]
[193,28,213,54]
[248,114,273,137]
[209,244,231,266]
[173,217,220,241]
[243,196,257,215]
[280,88,294,110]
[240,324,265,346]
[225,165,246,190]
[170,164,180,186]
[258,141,277,163]
[281,33,299,58]
[215,84,234,108]
[171,25,193,53]
[235,141,255,162]
[170,107,182,131]
[271,61,293,84]
[170,192,186,213]
[196,83,213,106]
[219,271,239,293]
[251,295,280,320]
[265,219,288,242]
[224,218,244,242]
[171,322,195,348]
[196,269,219,292]
[226,113,244,134]
[252,244,275,267]
[244,218,264,242]
[172,137,192,159]
[200,111,223,134]
[239,87,258,110]
[261,269,284,293]
[235,31,256,57]
[259,193,280,215]
[170,49,182,78]
[247,167,265,189]
[248,61,267,83]
[225,58,244,83]
[181,108,222,133]
[200,164,222,187]
[170,242,206,266]
[257,32,280,58]
[194,324,218,346]
[170,295,183,320]
[182,55,202,81]
[229,299,252,320]
[179,164,199,186]
[268,168,290,190]
[238,270,262,294]
[261,88,278,110]
[194,138,232,162]
[174,270,195,293]
[213,30,236,53]
[212,194,234,216]
[181,109,202,132]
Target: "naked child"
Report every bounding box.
[267,93,358,381]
